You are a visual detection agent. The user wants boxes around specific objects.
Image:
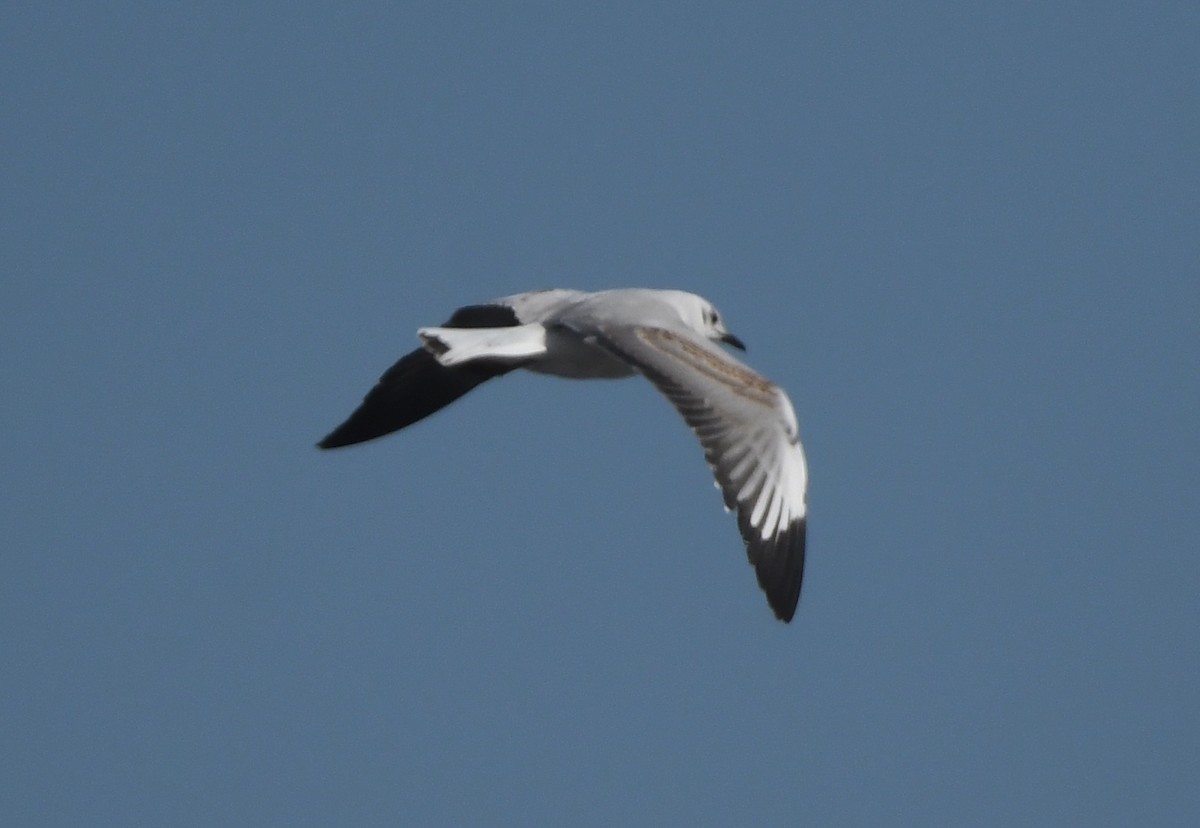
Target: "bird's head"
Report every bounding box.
[676,293,745,351]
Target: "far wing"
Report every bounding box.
[318,304,520,448]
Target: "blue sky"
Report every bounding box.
[3,3,1197,825]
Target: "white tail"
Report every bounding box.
[418,324,547,367]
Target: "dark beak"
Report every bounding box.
[720,332,746,351]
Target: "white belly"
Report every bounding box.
[524,328,636,379]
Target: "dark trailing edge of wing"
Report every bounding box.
[317,303,520,449]
[738,512,806,623]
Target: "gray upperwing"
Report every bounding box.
[595,324,809,622]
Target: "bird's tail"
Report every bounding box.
[418,324,547,367]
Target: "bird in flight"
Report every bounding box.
[319,288,809,621]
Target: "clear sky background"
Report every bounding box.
[3,3,1197,826]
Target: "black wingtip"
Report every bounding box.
[316,411,391,449]
[746,517,806,623]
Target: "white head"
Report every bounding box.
[669,291,746,351]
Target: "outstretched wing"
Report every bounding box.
[597,325,808,622]
[318,304,520,448]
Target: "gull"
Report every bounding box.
[319,289,809,622]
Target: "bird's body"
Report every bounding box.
[320,288,809,622]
